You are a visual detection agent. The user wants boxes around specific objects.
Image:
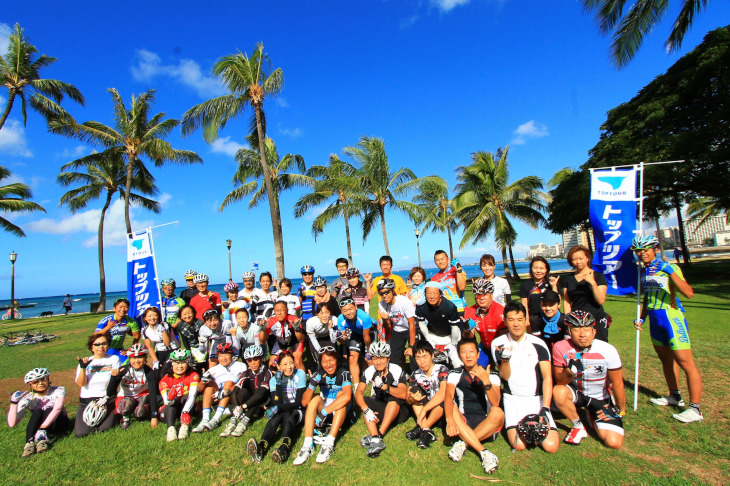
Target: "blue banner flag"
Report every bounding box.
[127,228,161,324]
[589,168,638,295]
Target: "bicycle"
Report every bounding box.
[2,310,23,320]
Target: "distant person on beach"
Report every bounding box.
[673,247,682,265]
[63,295,72,315]
[479,254,511,306]
[180,270,198,305]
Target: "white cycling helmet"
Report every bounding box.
[369,341,391,358]
[241,271,256,280]
[193,273,209,284]
[313,275,327,287]
[183,270,197,280]
[24,367,50,384]
[243,344,264,360]
[83,398,108,427]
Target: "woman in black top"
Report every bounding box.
[562,245,610,341]
[519,256,561,336]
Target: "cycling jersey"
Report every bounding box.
[8,386,68,429]
[465,302,505,351]
[270,369,307,405]
[197,320,234,359]
[241,287,267,306]
[308,367,352,406]
[179,287,198,305]
[224,297,251,321]
[415,298,461,338]
[335,308,374,336]
[143,322,179,352]
[432,266,466,312]
[447,366,501,415]
[378,295,416,333]
[553,339,621,400]
[491,333,550,397]
[76,354,122,399]
[306,315,336,352]
[641,259,686,312]
[107,364,157,399]
[252,291,278,322]
[159,371,199,398]
[297,283,317,320]
[95,315,140,354]
[236,365,273,391]
[160,295,185,326]
[208,360,247,388]
[408,364,449,400]
[190,292,222,320]
[485,276,511,307]
[231,322,262,355]
[265,315,300,347]
[276,294,301,316]
[370,275,408,301]
[330,277,349,300]
[339,283,369,311]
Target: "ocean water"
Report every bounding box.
[1,259,573,318]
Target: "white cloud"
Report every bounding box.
[158,193,172,208]
[0,120,32,157]
[60,145,89,159]
[431,0,472,12]
[304,205,326,221]
[0,23,10,55]
[275,98,290,108]
[400,15,419,29]
[402,255,410,260]
[279,127,303,138]
[511,120,549,145]
[210,136,245,157]
[130,49,226,98]
[26,199,156,247]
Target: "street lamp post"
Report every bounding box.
[414,228,422,269]
[9,251,17,320]
[226,239,232,282]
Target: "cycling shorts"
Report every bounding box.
[566,385,624,435]
[648,308,691,350]
[462,412,500,440]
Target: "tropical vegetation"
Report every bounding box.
[0,166,45,237]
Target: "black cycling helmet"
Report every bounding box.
[565,310,595,328]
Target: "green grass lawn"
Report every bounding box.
[1,260,728,485]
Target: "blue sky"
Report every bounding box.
[1,1,729,298]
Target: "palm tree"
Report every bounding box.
[581,0,712,68]
[454,147,548,283]
[50,88,201,235]
[342,136,438,256]
[0,166,45,236]
[181,43,286,280]
[294,155,360,266]
[413,177,458,259]
[0,23,84,130]
[687,196,729,225]
[58,152,159,311]
[220,137,309,250]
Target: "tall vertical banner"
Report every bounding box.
[589,168,639,295]
[127,228,161,324]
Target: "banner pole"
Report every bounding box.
[147,227,162,309]
[634,162,645,411]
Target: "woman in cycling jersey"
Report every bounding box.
[276,278,302,316]
[407,267,428,307]
[94,298,140,358]
[106,343,160,430]
[74,332,120,437]
[8,368,70,457]
[247,351,307,464]
[293,348,352,466]
[171,304,203,353]
[312,276,341,317]
[306,303,337,365]
[159,349,200,441]
[261,301,305,371]
[141,306,178,372]
[222,282,250,322]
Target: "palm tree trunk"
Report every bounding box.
[674,198,691,265]
[124,153,134,236]
[655,218,666,261]
[344,213,354,267]
[379,205,390,256]
[582,222,594,253]
[97,192,113,312]
[254,106,285,280]
[0,92,16,132]
[447,225,454,260]
[501,247,513,284]
[508,245,520,280]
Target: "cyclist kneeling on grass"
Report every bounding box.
[356,341,409,458]
[106,343,160,431]
[75,332,120,438]
[193,343,246,433]
[220,344,273,438]
[404,340,449,449]
[293,348,352,466]
[553,310,625,449]
[158,349,200,441]
[444,337,503,474]
[247,351,307,464]
[8,368,70,458]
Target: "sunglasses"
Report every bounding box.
[93,342,109,347]
[302,272,314,276]
[378,290,392,296]
[319,346,336,354]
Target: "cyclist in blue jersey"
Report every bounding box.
[95,298,140,358]
[160,279,185,329]
[631,236,703,423]
[298,265,317,321]
[293,348,352,465]
[334,298,375,391]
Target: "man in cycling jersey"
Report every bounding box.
[405,340,449,449]
[180,270,198,304]
[553,310,625,448]
[491,301,559,453]
[432,250,467,315]
[190,274,222,320]
[415,282,463,367]
[377,278,416,367]
[298,265,317,321]
[464,278,505,367]
[160,279,185,327]
[331,258,350,300]
[334,298,375,391]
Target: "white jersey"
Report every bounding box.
[277,294,301,316]
[361,363,407,401]
[378,294,416,333]
[408,364,449,400]
[306,315,336,352]
[198,320,234,356]
[20,386,66,412]
[488,276,511,306]
[208,361,247,388]
[491,333,550,397]
[76,354,122,399]
[224,298,251,321]
[117,366,150,397]
[552,338,622,400]
[241,287,268,306]
[143,322,178,352]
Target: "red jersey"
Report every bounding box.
[159,371,200,398]
[464,302,505,350]
[190,292,222,320]
[265,314,299,346]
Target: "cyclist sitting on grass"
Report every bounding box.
[193,343,246,433]
[404,340,449,449]
[159,349,200,441]
[74,332,120,438]
[8,368,70,458]
[106,343,160,431]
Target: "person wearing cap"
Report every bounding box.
[415,282,463,367]
[537,289,568,350]
[180,271,199,305]
[334,298,375,391]
[364,255,408,301]
[553,310,625,448]
[192,343,246,433]
[464,278,506,367]
[190,274,222,321]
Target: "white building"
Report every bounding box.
[683,214,729,245]
[562,226,595,252]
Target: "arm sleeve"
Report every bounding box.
[306,319,322,353]
[7,403,23,427]
[182,384,198,413]
[40,391,66,428]
[450,323,461,345]
[105,366,128,398]
[245,386,271,409]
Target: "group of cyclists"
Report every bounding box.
[7,235,704,475]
